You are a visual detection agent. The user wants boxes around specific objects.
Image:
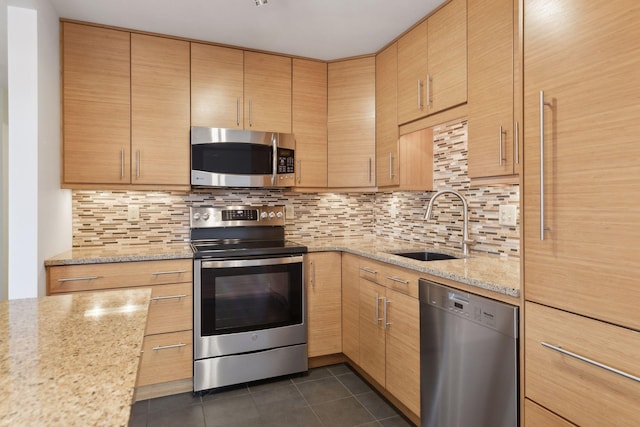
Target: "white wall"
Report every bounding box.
[1,1,9,300]
[6,0,69,299]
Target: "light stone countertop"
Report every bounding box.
[294,236,521,299]
[43,237,520,298]
[0,288,151,427]
[44,242,193,266]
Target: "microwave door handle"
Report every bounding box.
[272,133,277,186]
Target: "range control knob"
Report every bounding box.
[193,213,201,221]
[202,213,210,220]
[260,211,268,219]
[268,212,275,219]
[276,212,283,218]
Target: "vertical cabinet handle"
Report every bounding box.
[136,150,141,179]
[383,298,390,329]
[249,98,253,127]
[368,158,373,183]
[297,159,301,184]
[375,292,380,324]
[236,97,240,127]
[515,121,520,165]
[120,148,125,178]
[540,91,552,240]
[417,79,422,110]
[310,260,315,289]
[426,74,432,107]
[499,126,505,166]
[389,153,394,179]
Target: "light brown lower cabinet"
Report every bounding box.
[524,399,575,427]
[343,253,421,418]
[525,302,640,426]
[341,253,361,364]
[305,252,342,357]
[46,259,193,392]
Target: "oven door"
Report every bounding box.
[194,255,306,359]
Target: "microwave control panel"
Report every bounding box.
[277,148,295,174]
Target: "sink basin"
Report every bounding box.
[392,251,458,261]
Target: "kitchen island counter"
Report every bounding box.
[0,288,151,426]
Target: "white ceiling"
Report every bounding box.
[48,0,446,61]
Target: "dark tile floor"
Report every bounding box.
[129,364,415,427]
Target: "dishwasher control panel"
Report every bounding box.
[419,279,518,338]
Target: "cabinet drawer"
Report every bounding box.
[146,283,193,335]
[380,264,419,299]
[48,259,192,293]
[137,330,192,387]
[524,399,574,427]
[359,258,418,299]
[525,302,640,426]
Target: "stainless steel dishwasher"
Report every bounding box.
[419,279,519,427]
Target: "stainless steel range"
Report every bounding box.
[190,205,308,392]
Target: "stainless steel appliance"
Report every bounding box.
[419,279,519,427]
[191,127,296,188]
[191,205,308,392]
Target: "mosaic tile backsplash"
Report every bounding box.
[72,118,520,258]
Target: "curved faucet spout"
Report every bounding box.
[425,189,472,256]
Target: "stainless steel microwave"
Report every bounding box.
[191,127,296,188]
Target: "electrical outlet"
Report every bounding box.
[285,204,295,220]
[498,205,517,227]
[390,204,397,219]
[128,205,140,221]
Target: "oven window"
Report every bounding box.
[200,261,303,336]
[192,143,273,175]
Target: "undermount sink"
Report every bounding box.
[391,251,459,261]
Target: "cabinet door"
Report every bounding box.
[137,330,193,387]
[385,289,420,417]
[359,279,386,387]
[426,0,467,114]
[467,0,516,178]
[327,57,376,187]
[293,59,328,187]
[62,23,130,185]
[376,42,399,188]
[523,0,640,330]
[397,21,428,124]
[191,43,244,129]
[244,52,292,133]
[341,253,360,364]
[131,34,190,186]
[306,252,342,357]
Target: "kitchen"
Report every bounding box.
[1,0,638,426]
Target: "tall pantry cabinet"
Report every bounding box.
[522,0,640,425]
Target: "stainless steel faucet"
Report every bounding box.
[425,189,473,256]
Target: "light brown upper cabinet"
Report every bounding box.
[327,57,376,188]
[62,23,131,186]
[292,59,328,187]
[62,23,190,188]
[244,52,292,133]
[191,44,244,129]
[376,42,400,188]
[397,0,467,125]
[131,34,190,186]
[467,0,519,179]
[191,46,292,133]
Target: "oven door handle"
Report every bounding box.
[201,255,304,269]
